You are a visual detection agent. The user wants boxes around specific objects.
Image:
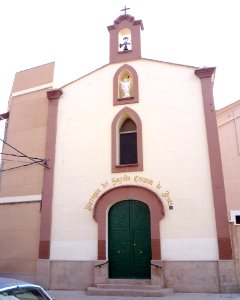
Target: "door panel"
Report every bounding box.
[108,200,151,279]
[133,229,151,278]
[108,201,131,278]
[109,229,131,278]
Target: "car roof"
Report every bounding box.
[0,278,37,290]
[0,278,27,289]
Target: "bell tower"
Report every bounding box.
[107,9,144,63]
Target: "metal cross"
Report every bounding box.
[120,5,130,14]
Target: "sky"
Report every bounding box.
[1,0,240,140]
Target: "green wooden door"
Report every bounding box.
[108,200,151,279]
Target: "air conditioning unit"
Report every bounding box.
[230,210,240,225]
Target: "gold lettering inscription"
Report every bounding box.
[85,188,101,211]
[90,188,101,201]
[134,176,153,185]
[111,174,131,185]
[161,191,173,206]
[84,176,174,212]
[101,181,109,189]
[85,202,93,211]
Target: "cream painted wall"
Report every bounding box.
[50,59,218,261]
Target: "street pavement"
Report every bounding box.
[48,290,240,300]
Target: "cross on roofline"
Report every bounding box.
[121,5,130,14]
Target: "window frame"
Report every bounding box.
[111,107,143,173]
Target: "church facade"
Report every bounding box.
[0,14,238,293]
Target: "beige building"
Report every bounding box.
[0,13,238,294]
[216,101,240,291]
[0,62,54,280]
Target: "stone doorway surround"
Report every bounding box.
[93,185,165,286]
[93,185,165,261]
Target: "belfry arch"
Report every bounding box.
[93,185,165,260]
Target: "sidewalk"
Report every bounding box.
[48,290,240,300]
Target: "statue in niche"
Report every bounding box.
[120,77,131,98]
[119,36,131,51]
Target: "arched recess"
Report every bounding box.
[118,28,132,52]
[93,185,165,260]
[113,64,139,105]
[112,107,143,173]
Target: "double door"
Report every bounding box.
[108,200,151,279]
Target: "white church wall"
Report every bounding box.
[50,59,218,261]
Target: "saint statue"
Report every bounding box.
[119,36,131,51]
[120,78,131,98]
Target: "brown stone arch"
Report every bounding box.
[93,185,165,260]
[112,106,143,173]
[113,64,139,105]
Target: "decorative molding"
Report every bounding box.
[108,14,144,30]
[195,67,215,79]
[0,112,9,120]
[47,89,63,101]
[0,194,41,204]
[11,83,53,97]
[217,112,240,127]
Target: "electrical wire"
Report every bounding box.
[0,162,36,172]
[1,158,43,164]
[0,138,49,169]
[0,152,44,160]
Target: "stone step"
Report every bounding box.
[107,279,151,285]
[97,283,164,290]
[87,287,173,297]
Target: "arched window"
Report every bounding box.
[112,107,143,173]
[118,28,132,52]
[119,119,137,165]
[113,64,139,105]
